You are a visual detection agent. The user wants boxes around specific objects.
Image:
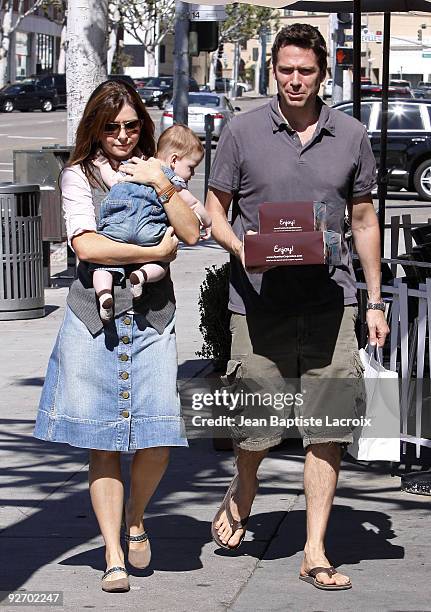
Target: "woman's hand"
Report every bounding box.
[156,227,179,263]
[120,156,167,190]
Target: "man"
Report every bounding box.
[205,24,389,590]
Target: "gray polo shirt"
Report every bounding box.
[208,96,376,316]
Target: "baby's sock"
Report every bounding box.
[130,264,167,298]
[98,292,113,322]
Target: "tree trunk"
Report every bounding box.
[173,0,189,125]
[107,5,120,74]
[107,26,117,74]
[57,24,67,74]
[0,4,13,89]
[147,49,157,78]
[66,0,108,145]
[208,51,217,90]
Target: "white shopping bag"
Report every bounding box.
[348,347,400,462]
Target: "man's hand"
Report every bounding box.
[238,230,272,274]
[200,225,212,241]
[156,226,179,263]
[120,156,166,189]
[366,310,390,348]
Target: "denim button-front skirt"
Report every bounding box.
[33,306,187,451]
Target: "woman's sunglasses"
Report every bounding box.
[103,119,142,136]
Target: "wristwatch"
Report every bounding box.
[158,183,176,204]
[366,300,385,311]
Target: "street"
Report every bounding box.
[1,99,431,257]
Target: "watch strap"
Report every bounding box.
[158,183,176,204]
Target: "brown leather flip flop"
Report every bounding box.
[299,566,352,590]
[211,475,258,550]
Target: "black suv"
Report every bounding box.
[31,73,66,107]
[335,98,431,201]
[0,78,61,112]
[137,76,199,109]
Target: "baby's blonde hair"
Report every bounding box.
[157,124,204,160]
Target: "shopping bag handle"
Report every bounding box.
[365,343,383,364]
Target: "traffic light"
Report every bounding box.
[418,28,423,42]
[189,22,219,55]
[217,43,224,59]
[336,47,354,68]
[337,12,352,27]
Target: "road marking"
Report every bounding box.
[37,119,67,124]
[0,169,13,172]
[0,162,12,165]
[7,136,57,140]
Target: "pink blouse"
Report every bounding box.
[61,164,98,248]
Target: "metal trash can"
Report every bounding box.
[0,183,44,320]
[13,145,73,286]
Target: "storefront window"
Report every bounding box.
[36,33,54,73]
[15,32,29,77]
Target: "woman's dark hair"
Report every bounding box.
[67,80,155,187]
[271,23,327,76]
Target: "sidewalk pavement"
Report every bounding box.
[0,240,430,612]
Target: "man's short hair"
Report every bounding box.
[157,124,204,159]
[271,23,327,76]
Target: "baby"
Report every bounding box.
[90,124,211,322]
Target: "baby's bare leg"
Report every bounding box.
[93,269,114,322]
[130,264,167,298]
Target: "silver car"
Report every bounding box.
[160,92,240,139]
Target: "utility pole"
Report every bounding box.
[230,2,240,100]
[259,25,268,95]
[231,40,240,99]
[173,0,189,125]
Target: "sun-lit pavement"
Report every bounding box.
[0,94,430,612]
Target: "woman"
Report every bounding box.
[33,80,199,593]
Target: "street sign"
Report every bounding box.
[423,52,431,58]
[189,4,227,21]
[361,29,383,43]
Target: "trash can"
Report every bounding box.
[0,183,44,320]
[13,145,73,285]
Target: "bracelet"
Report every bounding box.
[366,301,385,311]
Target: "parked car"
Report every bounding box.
[334,98,431,200]
[0,79,61,112]
[107,74,136,88]
[30,73,66,107]
[160,92,240,139]
[133,77,152,88]
[389,79,412,88]
[322,78,333,100]
[138,76,199,109]
[360,83,413,98]
[210,77,248,96]
[412,81,431,99]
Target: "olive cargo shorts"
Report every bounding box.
[223,307,365,451]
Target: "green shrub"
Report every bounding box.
[196,263,231,371]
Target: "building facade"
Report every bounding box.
[1,3,64,82]
[224,11,431,93]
